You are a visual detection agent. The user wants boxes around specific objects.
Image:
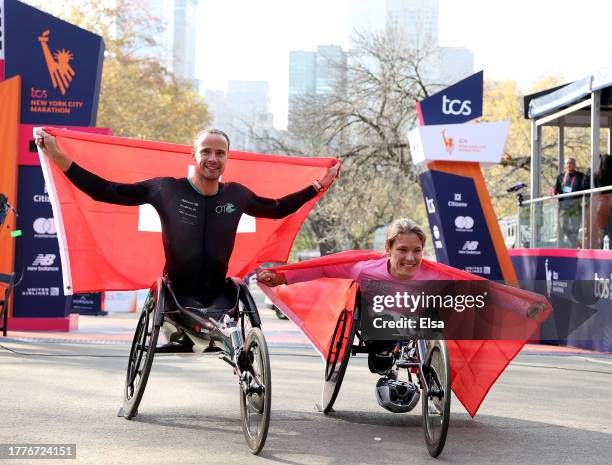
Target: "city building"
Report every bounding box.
[288,45,347,131]
[204,81,274,151]
[348,0,472,86]
[140,0,198,85]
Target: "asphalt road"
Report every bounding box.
[0,293,611,464]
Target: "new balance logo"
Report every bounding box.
[27,254,60,272]
[462,241,478,251]
[458,241,480,255]
[32,254,56,266]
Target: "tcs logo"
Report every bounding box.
[442,95,472,116]
[31,87,48,98]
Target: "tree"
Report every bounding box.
[254,26,438,255]
[24,0,210,144]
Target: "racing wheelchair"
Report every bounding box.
[118,277,271,455]
[319,290,450,458]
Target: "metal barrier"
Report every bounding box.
[518,185,612,249]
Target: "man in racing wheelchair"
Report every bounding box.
[36,127,340,454]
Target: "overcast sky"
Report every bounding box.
[196,0,612,129]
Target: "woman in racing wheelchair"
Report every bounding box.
[122,274,271,454]
[258,218,451,457]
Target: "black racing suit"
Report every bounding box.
[65,163,317,299]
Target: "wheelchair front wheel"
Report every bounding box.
[122,280,162,420]
[422,339,451,458]
[239,327,271,455]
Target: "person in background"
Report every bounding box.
[554,157,585,247]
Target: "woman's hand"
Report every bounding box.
[319,161,341,189]
[257,270,287,287]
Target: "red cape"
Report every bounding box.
[260,250,551,417]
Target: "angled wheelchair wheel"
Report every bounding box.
[422,339,451,458]
[321,308,357,414]
[239,327,271,455]
[122,279,163,420]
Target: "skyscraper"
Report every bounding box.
[141,0,198,84]
[288,50,316,129]
[288,45,347,131]
[348,0,472,85]
[350,0,438,45]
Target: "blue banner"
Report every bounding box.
[511,253,612,352]
[418,70,483,126]
[4,0,104,125]
[13,165,70,317]
[70,293,104,315]
[420,169,503,280]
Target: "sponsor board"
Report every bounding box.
[408,121,510,166]
[417,71,483,126]
[420,169,503,279]
[14,165,69,317]
[4,0,104,125]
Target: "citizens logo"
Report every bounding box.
[38,30,75,96]
[33,183,50,203]
[27,254,59,272]
[459,241,480,255]
[442,95,472,116]
[454,215,474,232]
[33,217,57,238]
[216,202,236,214]
[448,192,467,208]
[441,129,455,155]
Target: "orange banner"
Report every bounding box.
[0,76,21,286]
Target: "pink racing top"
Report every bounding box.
[284,256,446,285]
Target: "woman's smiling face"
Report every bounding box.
[386,232,424,280]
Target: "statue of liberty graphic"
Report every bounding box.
[545,259,553,297]
[441,129,455,155]
[38,30,75,96]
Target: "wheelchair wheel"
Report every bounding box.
[239,327,271,455]
[320,308,357,414]
[422,339,451,458]
[122,280,163,420]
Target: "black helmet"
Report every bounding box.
[375,377,420,413]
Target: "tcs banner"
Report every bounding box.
[417,70,483,125]
[3,0,104,125]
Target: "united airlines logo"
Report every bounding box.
[441,130,455,155]
[38,30,75,96]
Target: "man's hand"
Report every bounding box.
[257,270,287,287]
[319,161,341,189]
[35,129,72,172]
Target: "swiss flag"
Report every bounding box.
[38,127,336,294]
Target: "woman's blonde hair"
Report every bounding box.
[385,218,426,250]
